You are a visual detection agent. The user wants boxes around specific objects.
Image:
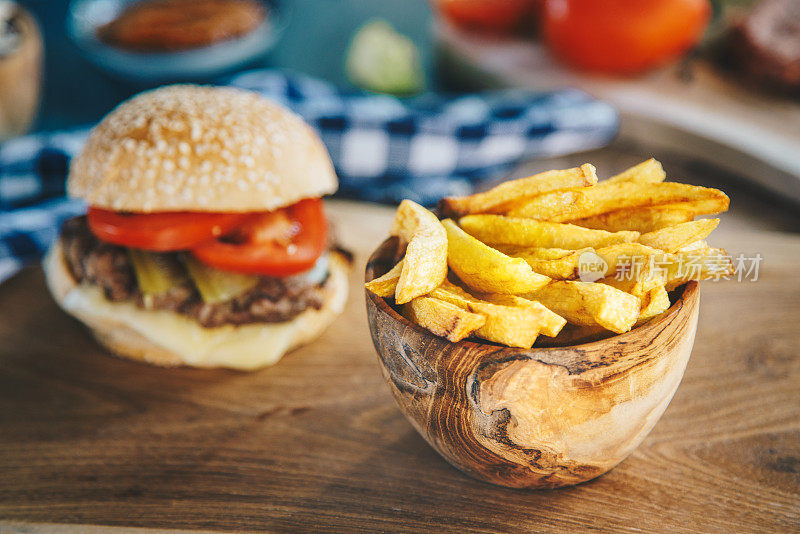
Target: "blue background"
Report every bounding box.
[19,0,434,132]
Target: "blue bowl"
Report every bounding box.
[66,0,287,83]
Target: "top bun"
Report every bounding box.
[68,85,337,212]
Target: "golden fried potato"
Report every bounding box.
[636,284,671,324]
[375,159,730,347]
[479,293,566,337]
[438,164,597,217]
[662,248,734,290]
[458,214,639,249]
[523,281,640,334]
[441,219,549,294]
[601,247,734,292]
[498,247,575,261]
[429,281,551,348]
[505,190,590,221]
[602,270,671,325]
[601,272,663,301]
[677,239,711,254]
[658,197,732,217]
[506,242,659,281]
[638,219,719,253]
[397,229,448,304]
[403,296,485,342]
[507,182,729,222]
[390,200,448,304]
[390,199,441,243]
[364,260,403,297]
[604,158,666,185]
[499,247,586,279]
[571,207,695,233]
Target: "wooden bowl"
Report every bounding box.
[365,237,700,489]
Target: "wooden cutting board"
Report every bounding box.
[0,200,798,533]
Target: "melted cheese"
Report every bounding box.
[54,253,347,370]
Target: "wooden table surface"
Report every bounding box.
[1,185,799,532]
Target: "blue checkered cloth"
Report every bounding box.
[0,69,618,281]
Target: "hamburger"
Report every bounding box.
[44,85,350,370]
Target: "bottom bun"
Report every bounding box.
[44,241,350,370]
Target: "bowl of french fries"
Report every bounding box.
[365,160,733,489]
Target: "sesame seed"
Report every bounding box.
[69,84,331,211]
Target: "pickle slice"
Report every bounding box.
[183,255,260,304]
[128,249,187,297]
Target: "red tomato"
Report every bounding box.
[542,0,711,74]
[437,0,540,34]
[191,198,328,277]
[88,208,250,251]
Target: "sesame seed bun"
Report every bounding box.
[68,85,338,212]
[44,240,350,370]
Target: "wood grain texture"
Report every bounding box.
[0,201,798,532]
[366,237,699,489]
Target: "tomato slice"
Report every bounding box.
[191,198,329,277]
[87,208,250,251]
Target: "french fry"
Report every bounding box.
[507,243,661,281]
[583,242,662,277]
[497,247,576,261]
[662,248,734,290]
[603,158,666,185]
[368,266,564,342]
[391,199,440,243]
[507,182,729,222]
[390,200,448,305]
[479,293,566,337]
[601,273,664,301]
[636,284,671,324]
[657,198,732,217]
[459,214,639,249]
[429,281,548,347]
[602,248,734,292]
[638,219,719,253]
[500,247,587,279]
[438,164,597,217]
[602,270,671,324]
[505,190,590,221]
[365,260,403,297]
[374,159,731,347]
[403,296,485,342]
[441,219,549,294]
[571,207,695,233]
[523,281,641,334]
[678,239,711,254]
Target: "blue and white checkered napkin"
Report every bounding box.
[0,69,618,281]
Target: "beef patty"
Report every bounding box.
[60,216,332,328]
